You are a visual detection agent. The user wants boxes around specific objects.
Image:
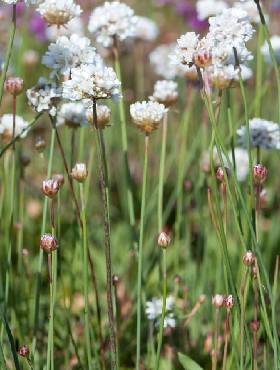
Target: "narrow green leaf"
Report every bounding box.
[178,352,203,370]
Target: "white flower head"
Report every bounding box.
[206,8,255,65]
[237,118,280,150]
[42,34,100,78]
[130,100,167,133]
[150,43,179,80]
[170,32,200,67]
[88,1,138,48]
[62,63,121,101]
[86,103,112,129]
[234,0,266,24]
[0,114,29,141]
[46,17,84,42]
[229,148,249,182]
[38,0,81,26]
[146,296,176,328]
[134,16,159,42]
[57,102,88,128]
[196,0,228,21]
[261,35,280,64]
[151,80,178,106]
[207,64,253,89]
[26,78,62,116]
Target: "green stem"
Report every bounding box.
[158,112,168,233]
[155,248,167,370]
[0,5,16,106]
[79,183,92,370]
[254,25,264,117]
[136,134,149,370]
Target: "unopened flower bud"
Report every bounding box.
[157,231,171,248]
[174,274,182,284]
[40,234,58,254]
[52,174,64,188]
[42,179,59,198]
[250,320,260,332]
[199,294,206,304]
[18,345,30,358]
[253,164,267,185]
[193,50,212,69]
[4,77,24,96]
[23,50,39,68]
[216,166,230,182]
[243,251,255,266]
[224,295,234,309]
[112,274,119,286]
[252,266,258,279]
[212,294,224,308]
[71,163,88,183]
[35,137,46,153]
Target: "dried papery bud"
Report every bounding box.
[193,50,212,69]
[216,166,230,182]
[71,163,88,183]
[199,294,206,304]
[112,274,119,286]
[253,164,268,185]
[243,251,255,267]
[224,295,234,309]
[212,294,224,308]
[18,345,30,358]
[250,320,260,332]
[40,234,58,254]
[157,231,171,248]
[35,137,46,153]
[21,155,31,167]
[52,174,64,188]
[42,179,60,198]
[4,77,24,96]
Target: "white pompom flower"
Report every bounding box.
[88,1,138,47]
[151,80,178,107]
[130,101,167,134]
[0,114,29,142]
[261,35,280,65]
[57,102,88,128]
[38,0,81,26]
[196,0,228,21]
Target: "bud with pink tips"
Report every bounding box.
[253,164,268,185]
[42,178,60,198]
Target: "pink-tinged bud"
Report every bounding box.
[216,166,230,182]
[224,295,234,309]
[35,136,46,153]
[157,231,171,248]
[112,274,119,286]
[212,294,224,308]
[4,77,24,96]
[250,320,260,332]
[193,50,212,69]
[252,266,258,279]
[243,251,255,266]
[52,174,65,188]
[40,234,58,254]
[18,345,30,358]
[71,163,88,183]
[253,164,267,185]
[42,179,60,198]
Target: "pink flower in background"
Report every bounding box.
[29,12,47,41]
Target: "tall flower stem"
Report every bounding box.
[252,277,259,370]
[222,309,231,370]
[79,183,93,370]
[212,308,220,370]
[158,112,168,233]
[0,4,16,106]
[240,270,248,370]
[155,248,167,370]
[92,100,117,370]
[32,128,55,356]
[136,134,150,370]
[113,41,137,250]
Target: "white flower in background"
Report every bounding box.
[62,63,121,101]
[234,0,266,24]
[146,296,176,328]
[46,17,84,42]
[150,43,179,80]
[207,64,253,89]
[130,101,167,133]
[88,1,138,48]
[151,80,178,106]
[42,34,100,78]
[0,114,29,141]
[261,35,280,64]
[86,103,112,128]
[237,118,280,150]
[206,8,255,65]
[1,0,19,3]
[57,102,88,128]
[25,0,43,4]
[196,0,228,21]
[134,16,159,42]
[26,78,61,116]
[228,148,249,182]
[38,0,81,26]
[170,32,200,67]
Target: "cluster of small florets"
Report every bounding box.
[38,0,81,26]
[88,1,138,48]
[151,80,178,107]
[0,114,29,142]
[57,102,88,128]
[130,101,167,134]
[146,296,176,328]
[237,118,280,150]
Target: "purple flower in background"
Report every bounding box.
[175,1,208,31]
[29,13,47,42]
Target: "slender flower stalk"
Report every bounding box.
[158,112,168,233]
[136,133,150,370]
[92,99,117,370]
[79,181,92,370]
[222,308,230,370]
[0,5,17,106]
